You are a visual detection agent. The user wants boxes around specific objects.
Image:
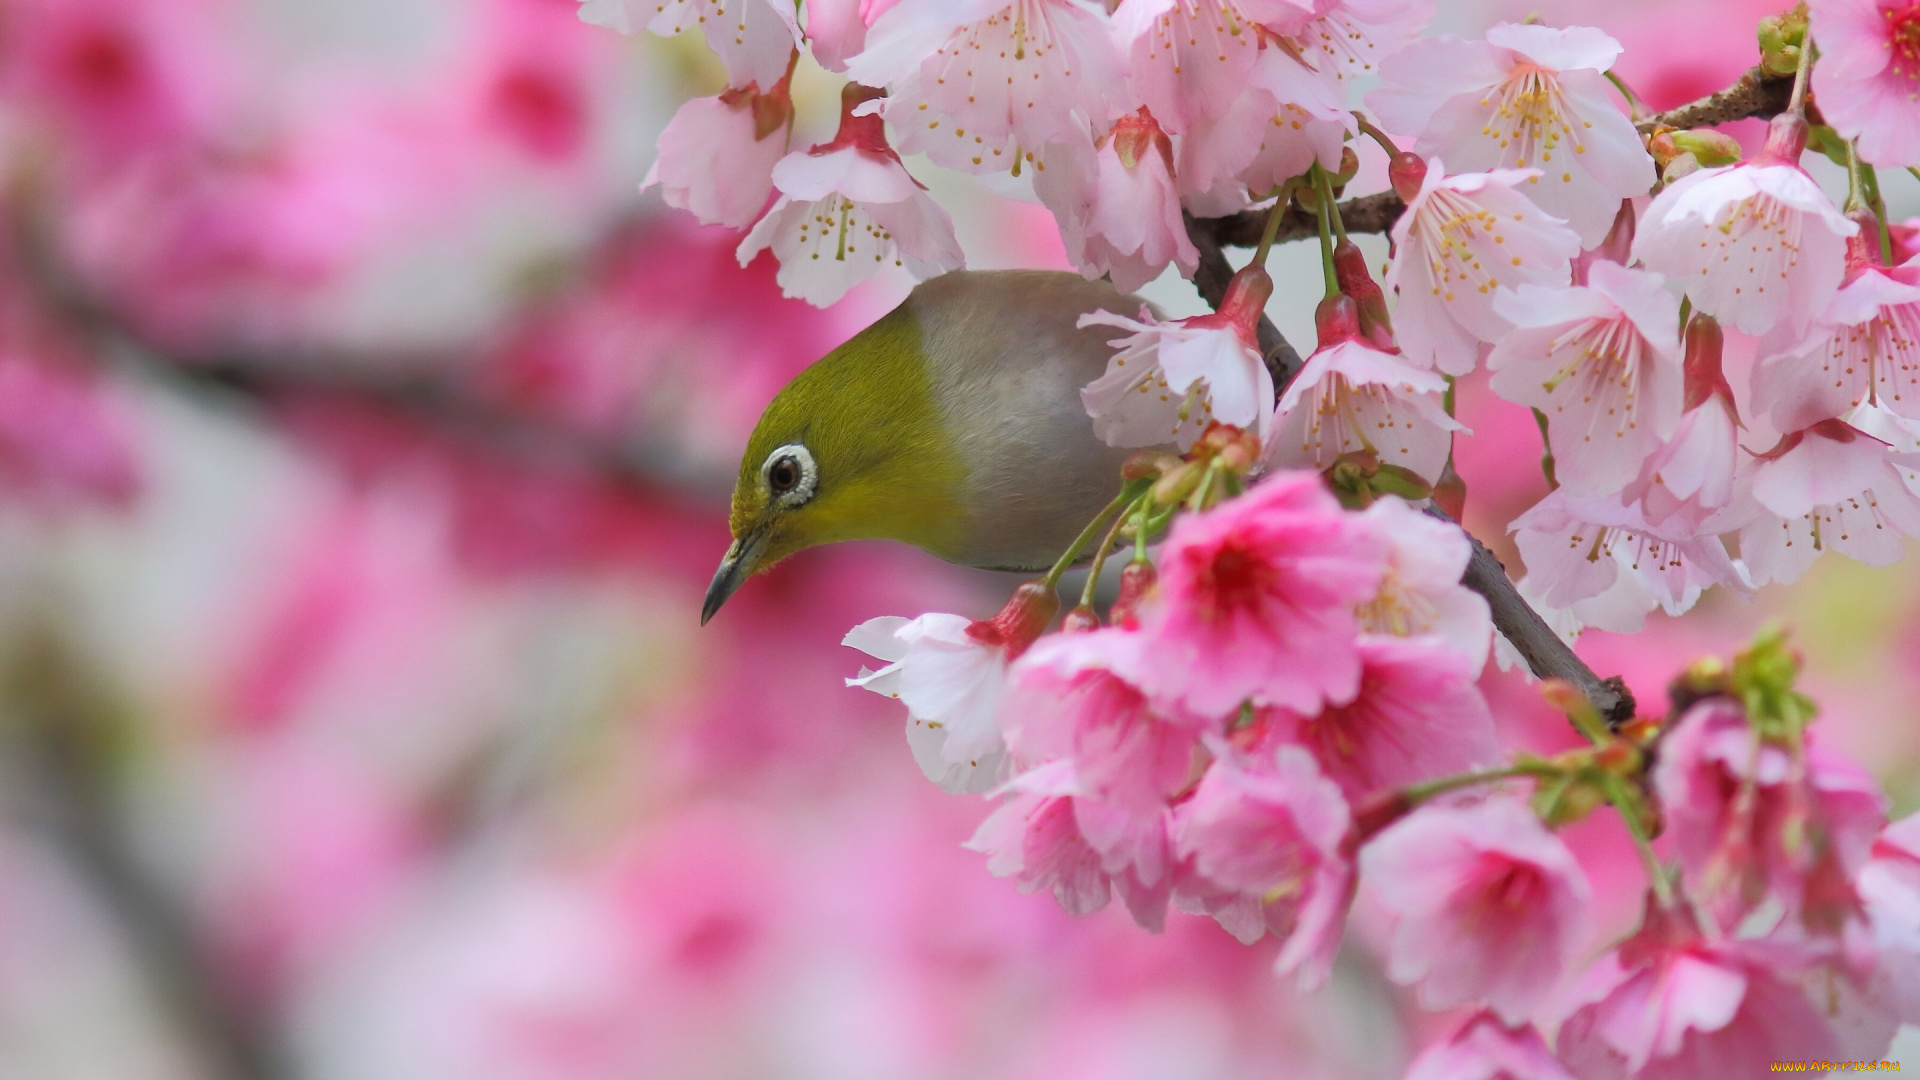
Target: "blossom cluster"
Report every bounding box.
[602,0,1920,1076]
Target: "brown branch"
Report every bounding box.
[1195,67,1795,256]
[1635,65,1794,134]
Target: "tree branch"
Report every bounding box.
[1193,67,1796,256]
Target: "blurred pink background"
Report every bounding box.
[0,1,1912,1077]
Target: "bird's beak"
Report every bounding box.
[701,529,765,625]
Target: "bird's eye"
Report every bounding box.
[761,443,817,505]
[769,456,801,494]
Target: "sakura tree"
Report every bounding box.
[620,0,1920,1075]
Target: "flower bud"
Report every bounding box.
[1757,7,1808,77]
[1680,313,1736,414]
[1060,604,1101,634]
[1108,561,1157,627]
[1670,129,1742,167]
[1758,112,1809,165]
[1151,462,1202,506]
[1122,450,1182,481]
[1431,459,1467,522]
[1313,293,1362,347]
[966,581,1060,658]
[1388,151,1428,203]
[1333,240,1396,350]
[1330,145,1360,194]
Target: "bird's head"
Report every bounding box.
[701,306,969,623]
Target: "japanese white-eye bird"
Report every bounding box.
[702,269,1160,624]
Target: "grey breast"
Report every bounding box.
[907,270,1168,572]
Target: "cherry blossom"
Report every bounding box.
[1857,813,1920,1023]
[739,86,964,306]
[1174,46,1349,216]
[1077,266,1274,450]
[1556,902,1844,1079]
[1368,22,1653,245]
[1733,419,1920,586]
[1351,497,1493,673]
[1753,234,1920,431]
[1632,114,1857,338]
[1039,108,1198,293]
[1109,0,1312,136]
[1270,296,1463,484]
[1652,698,1887,938]
[1403,1015,1576,1080]
[1002,629,1209,812]
[1131,471,1388,717]
[1361,797,1590,1023]
[1808,0,1920,167]
[1487,261,1684,497]
[642,82,792,229]
[1261,636,1497,801]
[578,0,800,88]
[1511,490,1746,633]
[1172,745,1353,986]
[967,762,1176,929]
[845,0,1121,176]
[845,614,1011,794]
[1387,159,1582,376]
[1624,314,1742,531]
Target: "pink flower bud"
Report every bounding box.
[966,581,1059,659]
[1388,151,1428,203]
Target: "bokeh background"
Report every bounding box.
[0,0,1913,1077]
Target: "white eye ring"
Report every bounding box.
[762,443,818,506]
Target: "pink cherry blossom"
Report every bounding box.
[1077,266,1274,450]
[1387,160,1583,376]
[1109,0,1311,136]
[579,0,801,89]
[1403,1015,1577,1080]
[1652,698,1887,938]
[1039,108,1199,294]
[1734,419,1920,586]
[1262,636,1498,801]
[1369,23,1652,245]
[1352,496,1493,673]
[1279,0,1433,84]
[1174,46,1349,216]
[802,0,905,71]
[642,82,792,229]
[1556,902,1843,1079]
[1625,314,1742,530]
[0,350,139,507]
[1487,261,1684,497]
[1172,745,1353,986]
[739,87,964,307]
[1753,241,1920,431]
[1270,298,1463,484]
[1511,490,1746,633]
[1632,114,1857,338]
[1363,797,1589,1022]
[1808,0,1920,168]
[845,0,1121,176]
[1003,629,1210,811]
[1857,813,1920,1023]
[1131,471,1388,717]
[967,763,1174,929]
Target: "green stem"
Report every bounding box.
[1080,494,1140,607]
[1043,484,1135,591]
[1252,187,1290,269]
[1442,375,1456,419]
[1845,137,1868,214]
[1859,155,1894,264]
[1603,70,1648,121]
[1602,774,1676,907]
[1677,295,1691,329]
[1353,115,1399,159]
[1314,163,1348,244]
[1310,166,1339,296]
[1130,492,1153,564]
[1788,33,1814,117]
[1400,761,1562,807]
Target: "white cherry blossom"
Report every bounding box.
[1632,114,1856,338]
[1368,22,1653,245]
[579,0,801,88]
[1487,261,1683,497]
